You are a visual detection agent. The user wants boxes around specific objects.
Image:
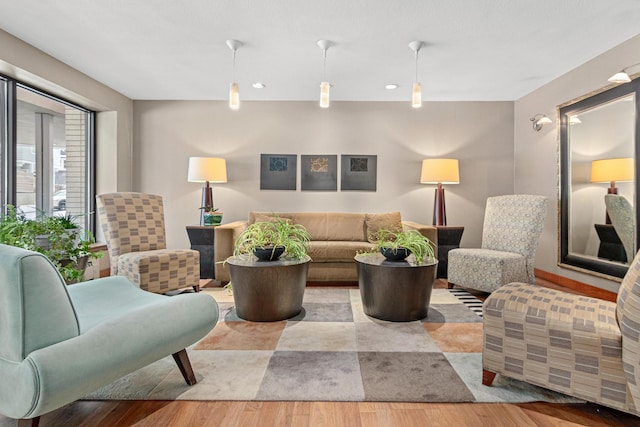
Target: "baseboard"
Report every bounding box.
[534,268,617,302]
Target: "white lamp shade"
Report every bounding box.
[229,82,239,110]
[420,159,460,184]
[412,82,422,108]
[188,157,228,183]
[320,81,330,108]
[590,158,634,183]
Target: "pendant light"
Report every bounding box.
[409,41,424,108]
[226,39,242,110]
[317,40,332,108]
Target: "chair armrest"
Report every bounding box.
[402,221,438,257]
[214,220,248,281]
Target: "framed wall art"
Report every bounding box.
[260,154,297,190]
[341,154,377,191]
[301,155,337,191]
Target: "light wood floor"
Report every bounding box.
[2,279,637,426]
[1,400,636,426]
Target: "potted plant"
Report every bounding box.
[200,206,223,226]
[233,216,311,261]
[372,229,435,264]
[0,205,102,284]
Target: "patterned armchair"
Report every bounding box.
[96,192,201,294]
[447,194,548,293]
[481,250,640,417]
[605,194,636,262]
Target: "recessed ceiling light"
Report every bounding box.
[252,82,266,89]
[385,84,398,90]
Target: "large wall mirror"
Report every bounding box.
[559,78,640,280]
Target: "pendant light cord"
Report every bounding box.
[414,49,418,83]
[232,49,236,82]
[323,48,327,82]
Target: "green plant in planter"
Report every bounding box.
[0,205,102,283]
[233,217,310,260]
[200,206,222,226]
[372,229,436,265]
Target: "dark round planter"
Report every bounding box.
[253,246,285,261]
[380,247,411,261]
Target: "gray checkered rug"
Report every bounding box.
[85,288,580,403]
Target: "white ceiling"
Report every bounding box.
[1,0,639,102]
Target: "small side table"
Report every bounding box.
[436,226,464,279]
[226,255,310,321]
[355,253,437,321]
[186,225,216,279]
[594,224,626,262]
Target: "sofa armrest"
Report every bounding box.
[214,220,248,281]
[402,221,438,257]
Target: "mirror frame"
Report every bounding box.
[559,78,640,280]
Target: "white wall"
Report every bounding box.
[133,100,515,249]
[514,34,640,293]
[0,29,134,197]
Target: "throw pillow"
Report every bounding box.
[365,212,402,243]
[253,213,292,225]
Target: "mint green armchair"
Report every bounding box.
[0,244,219,426]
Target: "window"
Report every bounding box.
[1,77,95,233]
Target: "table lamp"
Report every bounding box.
[591,157,634,224]
[188,157,227,225]
[420,158,460,226]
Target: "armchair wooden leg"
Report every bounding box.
[447,281,455,289]
[482,369,497,386]
[193,284,201,292]
[173,349,197,385]
[18,417,40,427]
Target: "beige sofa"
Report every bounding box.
[214,211,437,282]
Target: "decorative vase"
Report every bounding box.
[253,246,285,261]
[380,247,411,261]
[211,213,223,225]
[203,212,222,226]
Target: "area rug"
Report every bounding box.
[85,287,580,404]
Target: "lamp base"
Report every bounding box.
[433,184,447,226]
[605,183,618,224]
[200,183,213,226]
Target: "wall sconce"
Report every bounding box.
[569,116,582,125]
[188,157,228,225]
[420,158,460,226]
[226,39,242,110]
[530,114,552,131]
[608,62,640,83]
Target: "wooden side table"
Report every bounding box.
[186,225,216,279]
[355,253,437,321]
[436,226,464,279]
[226,255,310,321]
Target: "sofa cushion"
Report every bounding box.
[365,212,402,242]
[249,212,294,224]
[248,212,367,241]
[308,241,375,262]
